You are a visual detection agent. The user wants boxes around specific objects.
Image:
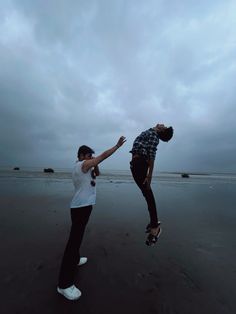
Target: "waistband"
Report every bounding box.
[132,154,147,160]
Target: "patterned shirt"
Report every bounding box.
[130,128,159,160]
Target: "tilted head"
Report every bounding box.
[155,124,174,142]
[77,145,95,161]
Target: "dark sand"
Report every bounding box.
[0,174,236,314]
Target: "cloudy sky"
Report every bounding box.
[1,0,236,172]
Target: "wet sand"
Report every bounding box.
[0,175,236,314]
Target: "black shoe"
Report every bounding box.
[145,225,162,246]
[145,221,161,233]
[146,233,157,246]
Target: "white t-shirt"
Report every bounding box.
[70,161,96,208]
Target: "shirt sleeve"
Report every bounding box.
[147,133,159,160]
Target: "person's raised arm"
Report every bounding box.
[82,136,126,173]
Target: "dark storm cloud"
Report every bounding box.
[0,0,236,171]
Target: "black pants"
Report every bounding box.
[58,205,92,289]
[130,157,158,228]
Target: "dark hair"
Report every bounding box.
[159,126,174,142]
[77,145,95,158]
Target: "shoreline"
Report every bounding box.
[1,169,236,182]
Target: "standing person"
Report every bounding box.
[130,124,173,246]
[57,136,126,301]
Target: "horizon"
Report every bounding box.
[1,165,236,176]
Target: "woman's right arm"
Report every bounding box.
[82,136,126,173]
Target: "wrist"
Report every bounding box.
[115,144,120,149]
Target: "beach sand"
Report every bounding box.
[0,174,236,314]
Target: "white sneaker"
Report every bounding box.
[78,257,88,266]
[57,285,81,300]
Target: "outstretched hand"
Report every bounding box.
[116,136,126,148]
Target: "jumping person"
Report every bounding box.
[130,124,173,246]
[57,136,126,301]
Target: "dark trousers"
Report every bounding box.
[58,205,92,289]
[130,157,158,228]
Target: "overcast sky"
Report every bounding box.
[1,0,236,172]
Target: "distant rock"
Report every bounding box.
[13,167,20,170]
[181,173,189,178]
[44,168,54,173]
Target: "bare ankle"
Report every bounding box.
[150,227,159,235]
